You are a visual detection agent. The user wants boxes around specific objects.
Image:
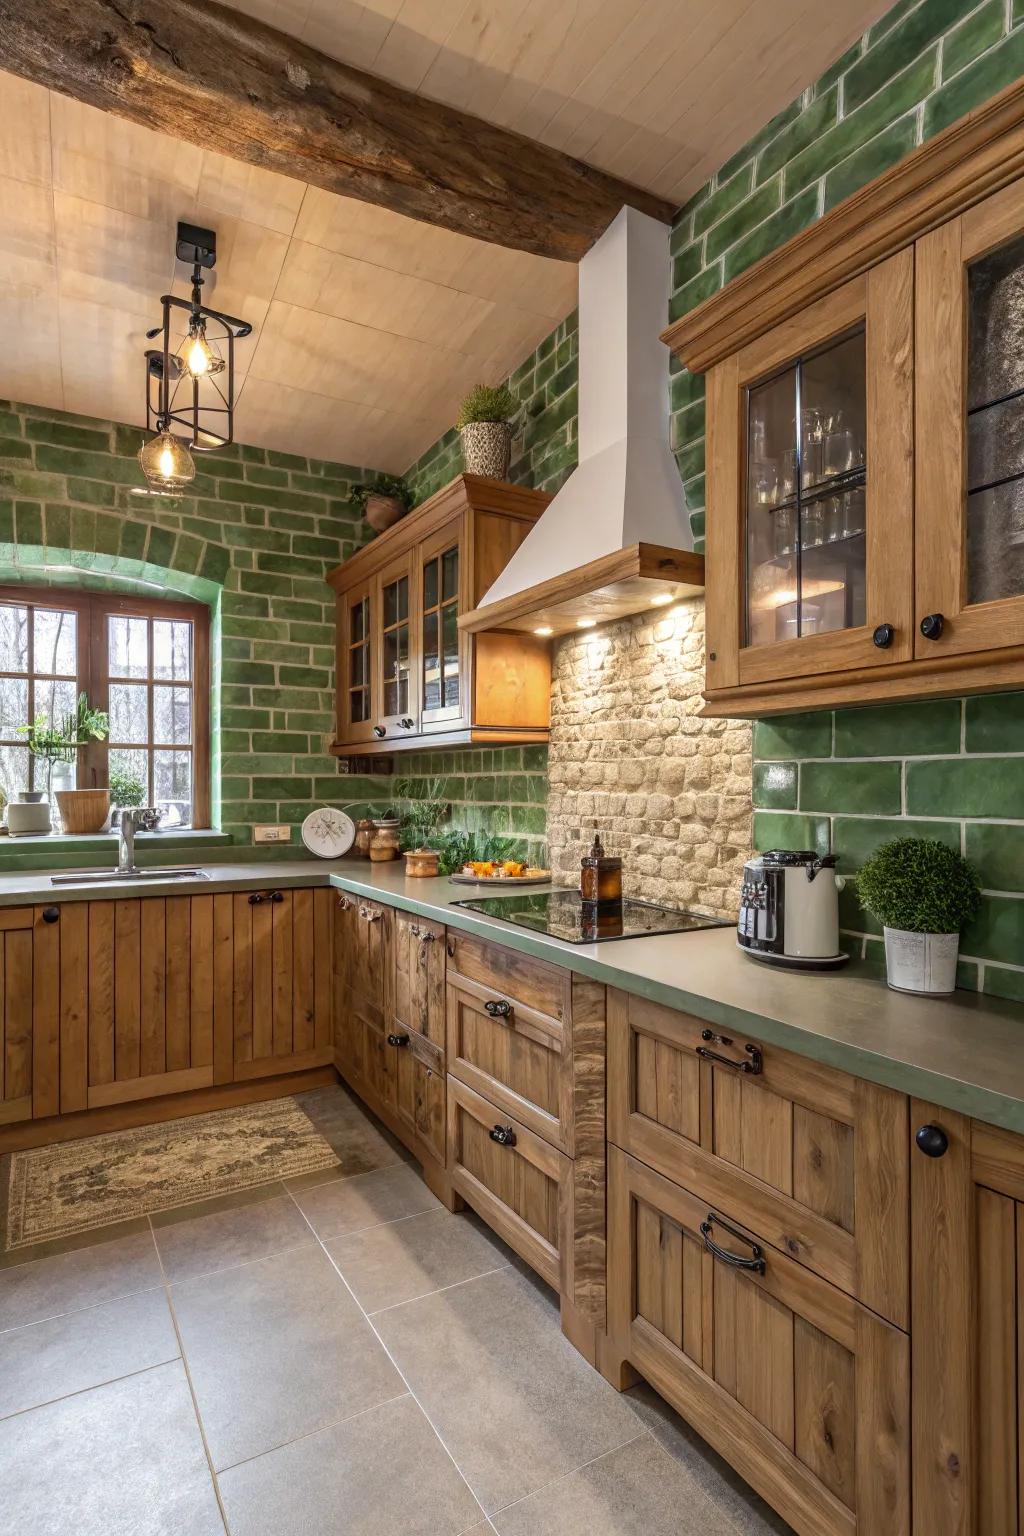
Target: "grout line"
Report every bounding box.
[153,1236,318,1291]
[213,1388,414,1477]
[285,1184,493,1528]
[151,1216,233,1536]
[0,1276,168,1337]
[366,1261,513,1319]
[0,1353,182,1426]
[485,1432,649,1521]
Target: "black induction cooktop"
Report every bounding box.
[450,890,731,944]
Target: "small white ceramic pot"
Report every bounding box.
[883,926,960,995]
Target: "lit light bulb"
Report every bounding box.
[183,320,225,379]
[577,617,596,629]
[138,429,196,491]
[533,625,553,636]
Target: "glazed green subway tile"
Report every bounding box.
[832,698,961,758]
[956,957,982,992]
[756,88,839,185]
[800,760,902,815]
[692,165,755,237]
[752,712,832,761]
[784,52,937,198]
[704,178,784,263]
[965,824,1024,893]
[843,0,959,114]
[964,691,1024,751]
[672,244,704,291]
[832,815,962,871]
[943,0,1004,78]
[980,965,1024,1004]
[907,758,1024,819]
[723,187,820,282]
[823,117,918,211]
[752,810,831,855]
[668,265,724,324]
[838,877,882,936]
[924,24,1024,136]
[961,894,1024,964]
[752,761,798,810]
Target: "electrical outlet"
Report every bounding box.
[253,824,291,844]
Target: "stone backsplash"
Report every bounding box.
[547,601,751,915]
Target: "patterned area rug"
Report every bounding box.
[3,1098,340,1251]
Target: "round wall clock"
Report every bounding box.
[300,807,356,859]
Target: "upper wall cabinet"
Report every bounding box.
[328,475,553,757]
[663,77,1024,718]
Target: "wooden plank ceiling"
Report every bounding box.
[0,0,888,471]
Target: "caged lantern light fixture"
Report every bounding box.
[139,221,252,492]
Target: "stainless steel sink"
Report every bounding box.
[50,868,211,885]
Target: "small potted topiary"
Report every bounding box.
[349,474,413,534]
[456,383,518,479]
[856,836,981,995]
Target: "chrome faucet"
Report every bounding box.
[117,808,161,874]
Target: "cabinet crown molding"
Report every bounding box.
[663,74,1024,374]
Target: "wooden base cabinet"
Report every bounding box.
[608,1147,910,1536]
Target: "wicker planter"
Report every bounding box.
[364,493,408,533]
[56,788,110,835]
[460,421,513,479]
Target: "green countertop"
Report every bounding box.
[328,863,1024,1137]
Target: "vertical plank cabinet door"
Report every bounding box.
[607,989,909,1327]
[0,908,36,1125]
[392,1030,446,1166]
[333,893,392,1106]
[390,908,446,1166]
[232,888,333,1081]
[392,909,445,1047]
[608,1147,910,1536]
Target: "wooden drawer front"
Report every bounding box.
[447,1073,571,1294]
[447,974,570,1152]
[446,929,568,1022]
[393,1029,445,1165]
[393,910,445,1048]
[608,989,909,1327]
[609,1148,909,1536]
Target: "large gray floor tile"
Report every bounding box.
[154,1194,314,1283]
[289,1084,408,1185]
[171,1242,403,1470]
[0,1359,223,1535]
[292,1161,441,1239]
[0,1287,178,1419]
[0,1228,162,1331]
[219,1393,483,1536]
[326,1208,511,1313]
[491,1434,742,1535]
[626,1382,795,1534]
[374,1265,641,1514]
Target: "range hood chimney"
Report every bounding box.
[460,205,703,638]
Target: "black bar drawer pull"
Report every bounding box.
[700,1212,766,1275]
[386,1033,410,1048]
[484,999,513,1020]
[696,1035,763,1075]
[489,1124,517,1147]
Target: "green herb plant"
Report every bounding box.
[19,693,109,800]
[856,837,981,935]
[109,767,146,809]
[348,474,413,516]
[455,384,518,429]
[392,776,450,851]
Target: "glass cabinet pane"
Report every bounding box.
[420,543,460,716]
[382,574,410,719]
[966,232,1024,604]
[347,594,371,726]
[745,327,867,647]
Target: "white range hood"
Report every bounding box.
[460,205,703,638]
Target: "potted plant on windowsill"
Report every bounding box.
[108,765,147,829]
[19,693,110,835]
[349,473,414,534]
[456,383,519,479]
[856,836,981,995]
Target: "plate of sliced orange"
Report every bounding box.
[449,860,552,886]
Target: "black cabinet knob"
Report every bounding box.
[399,717,414,730]
[41,906,60,924]
[916,1124,949,1158]
[269,890,284,904]
[489,1124,517,1147]
[920,613,945,641]
[484,999,513,1019]
[248,892,263,905]
[872,623,895,649]
[386,1032,409,1048]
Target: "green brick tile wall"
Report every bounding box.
[0,399,379,863]
[752,697,1024,1001]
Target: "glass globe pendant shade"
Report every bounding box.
[183,319,225,379]
[138,429,196,491]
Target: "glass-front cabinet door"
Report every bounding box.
[916,179,1024,659]
[418,521,467,731]
[374,552,418,740]
[705,251,914,694]
[338,579,376,745]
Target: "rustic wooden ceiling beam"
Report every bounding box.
[0,0,676,261]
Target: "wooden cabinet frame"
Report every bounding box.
[704,254,914,696]
[336,577,377,747]
[417,517,470,733]
[374,548,419,740]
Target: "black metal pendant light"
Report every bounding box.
[139,221,252,492]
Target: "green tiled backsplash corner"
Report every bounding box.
[752,696,1024,1003]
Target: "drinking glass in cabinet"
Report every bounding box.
[966,230,1024,604]
[824,426,858,478]
[802,501,825,548]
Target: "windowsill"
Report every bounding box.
[0,827,235,871]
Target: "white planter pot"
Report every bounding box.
[883,926,960,995]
